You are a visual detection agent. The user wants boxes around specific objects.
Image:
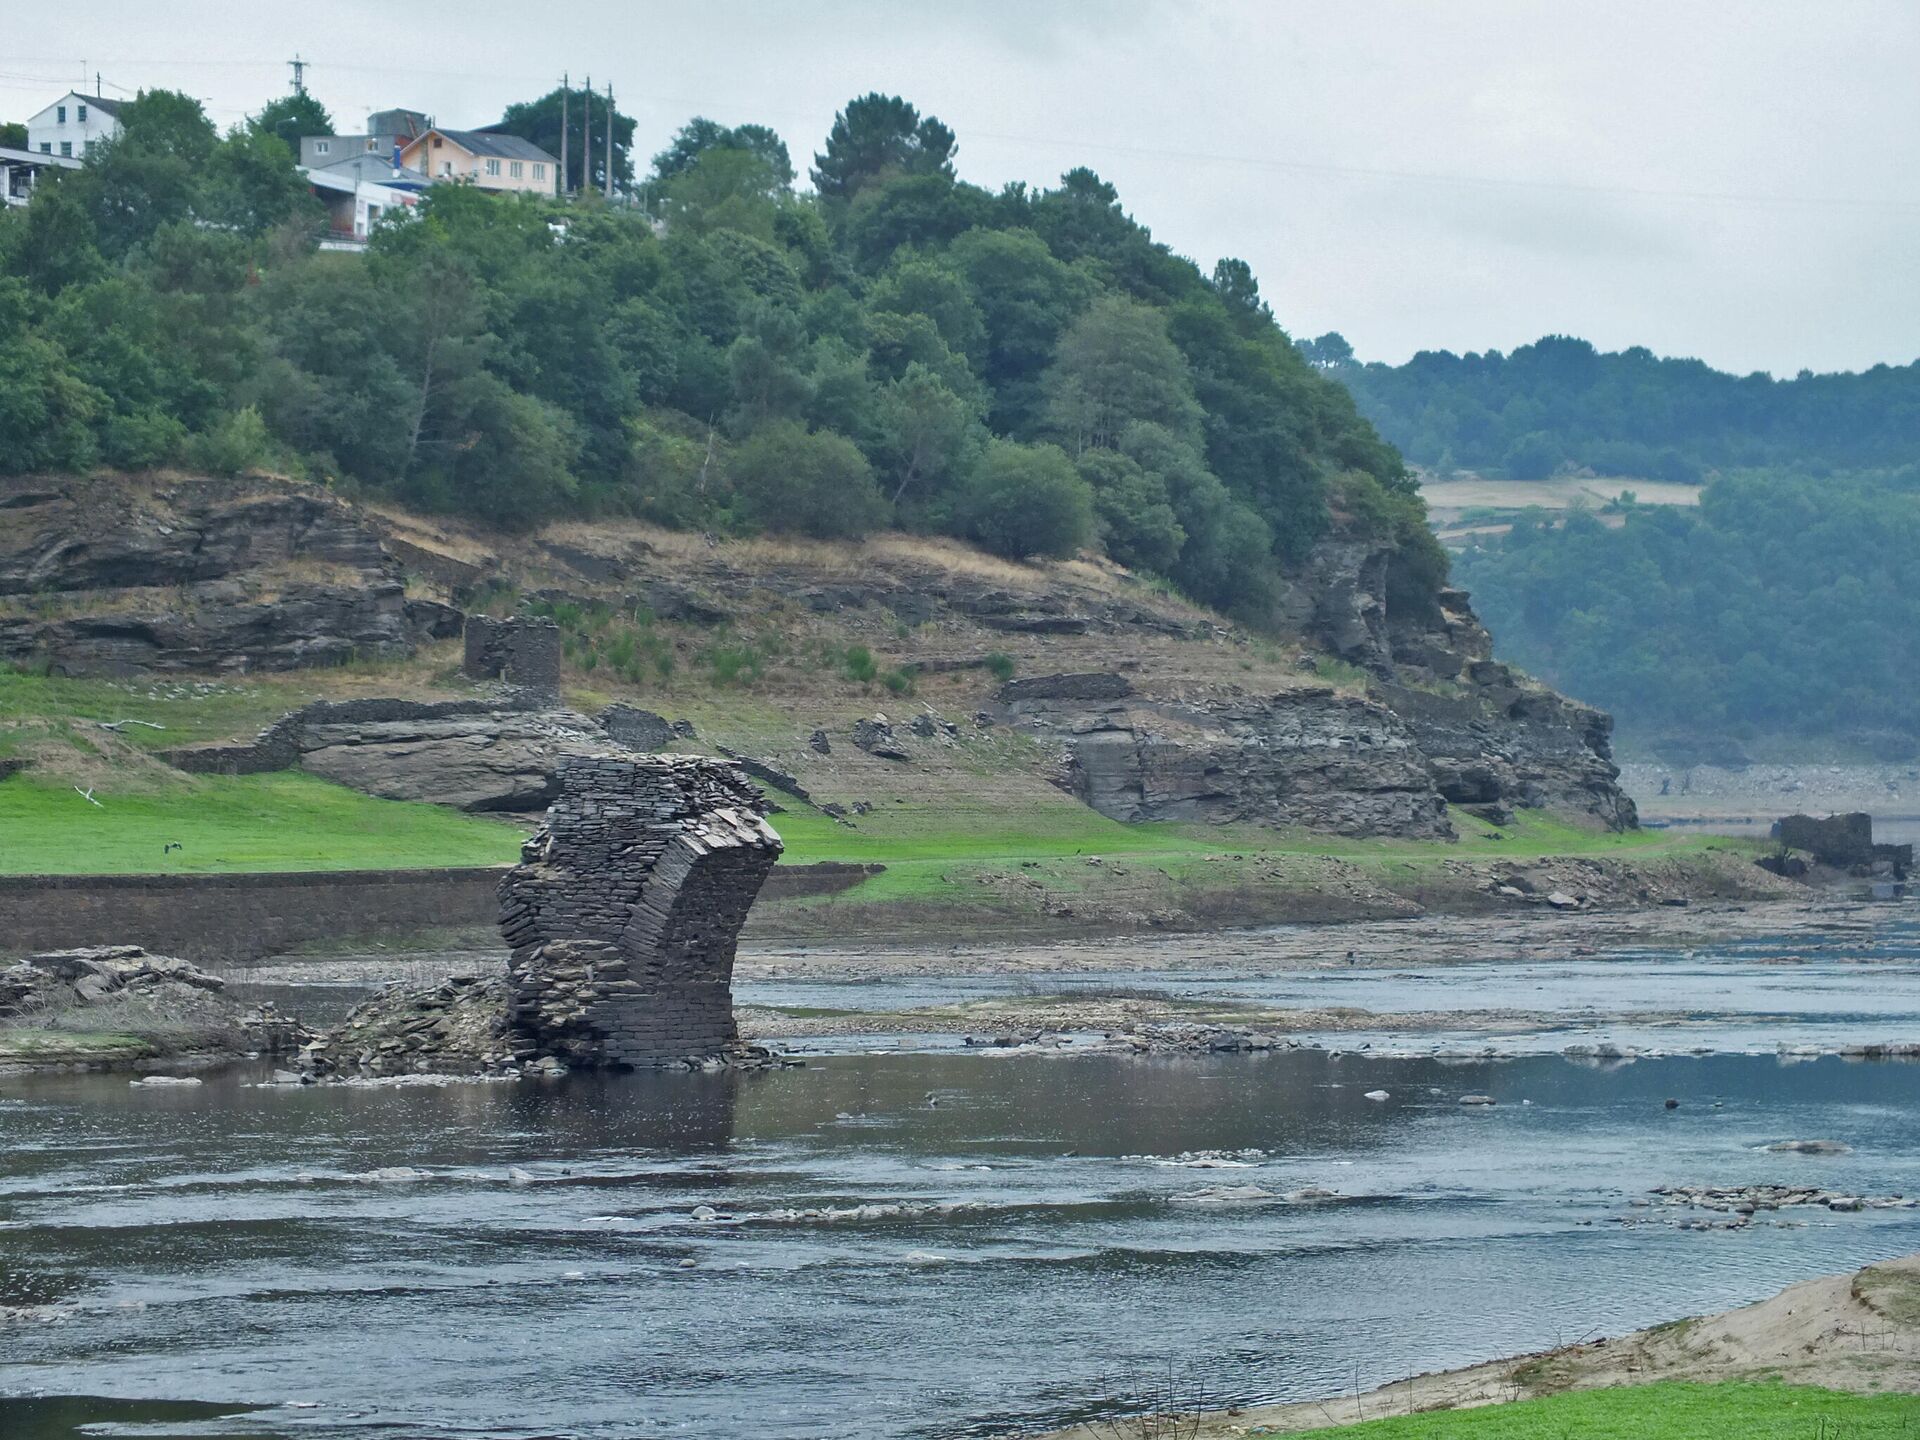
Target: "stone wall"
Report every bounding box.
[498,756,783,1067]
[0,860,875,964]
[0,868,510,962]
[462,616,562,698]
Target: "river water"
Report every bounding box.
[7,915,1920,1439]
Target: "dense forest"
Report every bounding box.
[0,88,1441,622]
[1311,333,1920,481]
[1456,467,1920,752]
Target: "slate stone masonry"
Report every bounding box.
[463,616,563,699]
[497,755,783,1067]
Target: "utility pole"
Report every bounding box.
[582,75,592,194]
[559,73,569,197]
[604,81,613,199]
[289,54,307,96]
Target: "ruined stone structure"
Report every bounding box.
[462,615,562,699]
[496,756,783,1067]
[1776,812,1912,877]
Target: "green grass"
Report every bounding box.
[1290,1382,1920,1437]
[0,774,524,875]
[773,801,1720,869]
[0,1029,154,1060]
[763,800,1739,915]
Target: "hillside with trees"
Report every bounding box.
[1454,467,1920,754]
[0,89,1438,625]
[1313,333,1920,482]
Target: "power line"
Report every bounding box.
[4,52,1915,216]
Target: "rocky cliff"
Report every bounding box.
[0,475,459,674]
[2,473,1636,838]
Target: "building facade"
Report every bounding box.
[25,92,123,159]
[300,108,431,170]
[397,129,556,195]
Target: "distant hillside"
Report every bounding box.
[1318,333,1920,481]
[1453,465,1920,756]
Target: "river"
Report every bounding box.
[6,911,1920,1439]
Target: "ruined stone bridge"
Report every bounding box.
[496,754,783,1068]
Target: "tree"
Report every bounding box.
[872,362,979,505]
[732,420,888,538]
[658,146,787,239]
[1210,258,1268,320]
[206,127,316,236]
[0,122,26,149]
[1043,295,1204,453]
[78,89,220,257]
[946,227,1096,431]
[839,173,993,270]
[867,255,985,364]
[726,304,813,432]
[956,439,1094,560]
[1503,429,1561,480]
[652,118,793,188]
[493,86,636,193]
[1298,331,1354,369]
[252,92,334,155]
[1076,447,1184,573]
[811,93,955,204]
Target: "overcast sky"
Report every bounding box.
[6,1,1915,376]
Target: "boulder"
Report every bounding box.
[596,704,676,752]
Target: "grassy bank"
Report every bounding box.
[1292,1381,1918,1438]
[0,774,522,874]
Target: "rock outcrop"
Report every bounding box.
[0,476,458,674]
[165,695,624,813]
[997,680,1454,839]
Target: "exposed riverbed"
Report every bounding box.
[6,902,1920,1438]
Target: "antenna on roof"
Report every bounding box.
[289,53,307,96]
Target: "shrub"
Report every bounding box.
[956,439,1094,560]
[185,405,273,476]
[985,651,1015,681]
[731,420,889,539]
[841,644,877,682]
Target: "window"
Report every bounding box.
[315,139,330,155]
[40,142,51,153]
[59,142,71,157]
[485,158,501,176]
[77,104,87,122]
[509,160,523,178]
[56,105,66,123]
[533,163,546,180]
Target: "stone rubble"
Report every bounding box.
[1,946,313,1061]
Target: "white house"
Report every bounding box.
[26,91,124,160]
[0,146,80,207]
[302,166,421,248]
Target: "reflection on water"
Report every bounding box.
[6,1045,1920,1438]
